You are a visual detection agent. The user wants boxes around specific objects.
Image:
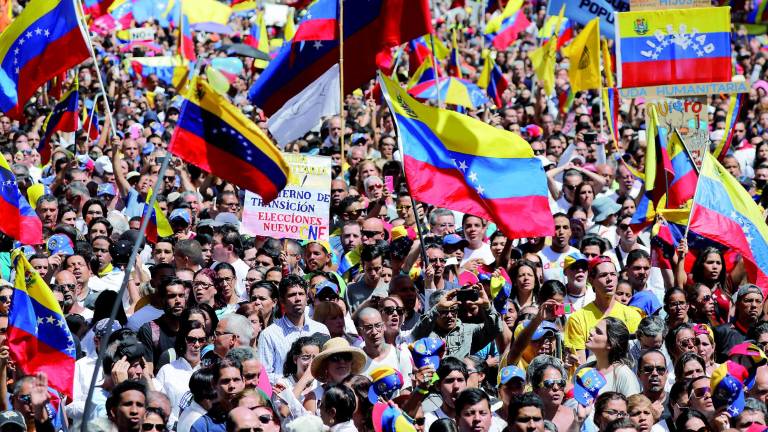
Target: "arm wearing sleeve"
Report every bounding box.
[470,308,502,353]
[563,311,587,351]
[257,331,278,383]
[410,305,439,341]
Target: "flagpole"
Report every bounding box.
[74,0,117,139]
[338,0,346,173]
[84,93,99,147]
[81,154,173,432]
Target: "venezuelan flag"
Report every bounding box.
[447,29,462,79]
[179,12,197,62]
[142,188,173,244]
[0,0,91,120]
[630,193,655,232]
[615,7,732,88]
[406,56,436,88]
[689,152,768,287]
[81,103,100,141]
[8,250,74,398]
[713,94,743,161]
[539,15,573,49]
[170,78,289,203]
[40,83,79,164]
[0,154,42,245]
[667,130,698,209]
[251,11,270,69]
[82,0,114,18]
[645,105,674,207]
[129,56,189,87]
[408,34,448,75]
[477,52,508,108]
[380,74,553,239]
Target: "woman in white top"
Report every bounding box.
[273,335,324,423]
[156,320,205,419]
[580,317,641,397]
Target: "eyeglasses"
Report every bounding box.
[17,394,32,404]
[142,424,164,431]
[691,386,711,398]
[678,337,701,348]
[328,353,353,363]
[618,223,630,231]
[602,409,628,418]
[533,149,545,155]
[214,331,235,338]
[186,336,207,345]
[344,209,365,218]
[194,281,214,289]
[52,283,76,292]
[215,276,235,284]
[640,365,666,375]
[367,184,383,191]
[396,205,412,211]
[540,379,566,389]
[564,184,578,191]
[438,308,459,317]
[428,258,447,264]
[412,417,425,426]
[361,322,384,333]
[699,294,713,302]
[381,306,404,316]
[361,230,382,238]
[0,296,9,304]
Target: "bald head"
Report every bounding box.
[227,407,260,432]
[55,270,76,285]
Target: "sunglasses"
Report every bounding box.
[328,353,353,363]
[381,306,405,315]
[678,337,701,348]
[691,386,711,398]
[344,209,365,218]
[640,365,666,375]
[540,379,566,389]
[186,336,207,345]
[367,184,383,190]
[361,230,382,238]
[618,224,630,231]
[602,409,628,418]
[0,296,9,303]
[412,418,425,426]
[142,424,164,431]
[17,394,31,404]
[429,258,447,264]
[438,308,459,316]
[699,294,713,302]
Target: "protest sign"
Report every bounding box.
[546,0,629,38]
[645,97,710,166]
[618,80,750,98]
[630,0,709,10]
[242,153,332,242]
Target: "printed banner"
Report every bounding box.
[242,153,332,242]
[617,80,750,98]
[615,6,732,88]
[546,0,629,39]
[645,97,711,167]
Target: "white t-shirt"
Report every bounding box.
[539,245,578,283]
[361,344,413,389]
[461,243,495,266]
[564,288,596,313]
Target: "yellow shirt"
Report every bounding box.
[564,301,642,350]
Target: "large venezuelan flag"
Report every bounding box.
[667,130,698,209]
[0,0,90,120]
[170,78,289,203]
[615,6,731,88]
[0,154,42,245]
[380,74,553,239]
[689,152,768,287]
[8,250,75,399]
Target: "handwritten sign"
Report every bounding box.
[646,97,710,167]
[242,153,332,241]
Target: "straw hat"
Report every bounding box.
[310,337,367,379]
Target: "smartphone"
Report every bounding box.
[457,288,479,302]
[583,132,597,144]
[554,303,574,317]
[384,175,394,193]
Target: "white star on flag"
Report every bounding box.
[458,160,468,171]
[313,41,323,50]
[476,185,485,196]
[468,172,478,182]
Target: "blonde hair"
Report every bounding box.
[627,394,659,423]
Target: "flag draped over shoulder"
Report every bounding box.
[142,188,173,244]
[248,0,432,116]
[0,153,42,244]
[615,6,732,88]
[8,250,75,399]
[0,0,91,119]
[379,74,553,239]
[170,78,290,203]
[561,18,600,93]
[688,152,768,287]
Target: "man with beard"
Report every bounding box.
[52,270,77,315]
[303,240,332,273]
[356,308,413,387]
[637,349,670,422]
[539,214,578,283]
[138,278,187,369]
[714,284,765,362]
[564,257,642,364]
[563,252,593,312]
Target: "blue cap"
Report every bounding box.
[498,365,526,386]
[97,182,117,197]
[516,320,559,341]
[142,142,155,156]
[367,367,404,403]
[573,368,607,406]
[442,234,468,249]
[315,281,339,297]
[169,208,191,225]
[411,337,445,369]
[629,290,662,316]
[47,234,74,256]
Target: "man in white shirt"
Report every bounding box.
[539,214,578,283]
[356,308,413,387]
[563,252,595,312]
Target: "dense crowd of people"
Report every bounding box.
[0,0,766,432]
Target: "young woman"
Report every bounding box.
[580,317,641,397]
[273,336,324,422]
[692,324,718,376]
[303,338,366,414]
[192,268,219,309]
[664,288,690,330]
[213,262,239,317]
[156,320,206,419]
[249,281,278,328]
[686,283,717,325]
[510,260,540,311]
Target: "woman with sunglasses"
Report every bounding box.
[379,296,408,346]
[529,355,575,432]
[666,324,699,365]
[687,283,719,326]
[273,336,324,422]
[156,320,206,420]
[303,337,366,415]
[142,407,167,432]
[580,317,641,397]
[213,263,240,318]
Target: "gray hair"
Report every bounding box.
[429,208,455,226]
[221,314,254,346]
[740,397,768,419]
[527,355,567,388]
[178,190,203,203]
[353,307,381,328]
[10,163,28,176]
[363,176,382,193]
[637,316,666,338]
[226,346,258,364]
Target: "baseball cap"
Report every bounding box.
[573,368,607,406]
[728,342,767,389]
[536,155,555,168]
[442,233,468,250]
[628,290,662,317]
[0,411,27,431]
[97,182,117,198]
[368,367,404,403]
[410,337,445,369]
[711,361,747,417]
[514,320,559,341]
[169,208,191,225]
[372,403,416,432]
[458,271,479,287]
[498,365,526,386]
[94,156,114,175]
[314,281,340,298]
[213,212,240,229]
[563,251,588,270]
[47,234,74,256]
[94,318,122,338]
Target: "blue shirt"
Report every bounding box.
[123,187,146,218]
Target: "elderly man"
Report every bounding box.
[714,284,764,362]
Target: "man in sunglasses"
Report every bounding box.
[637,349,669,421]
[686,376,715,418]
[424,244,458,292]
